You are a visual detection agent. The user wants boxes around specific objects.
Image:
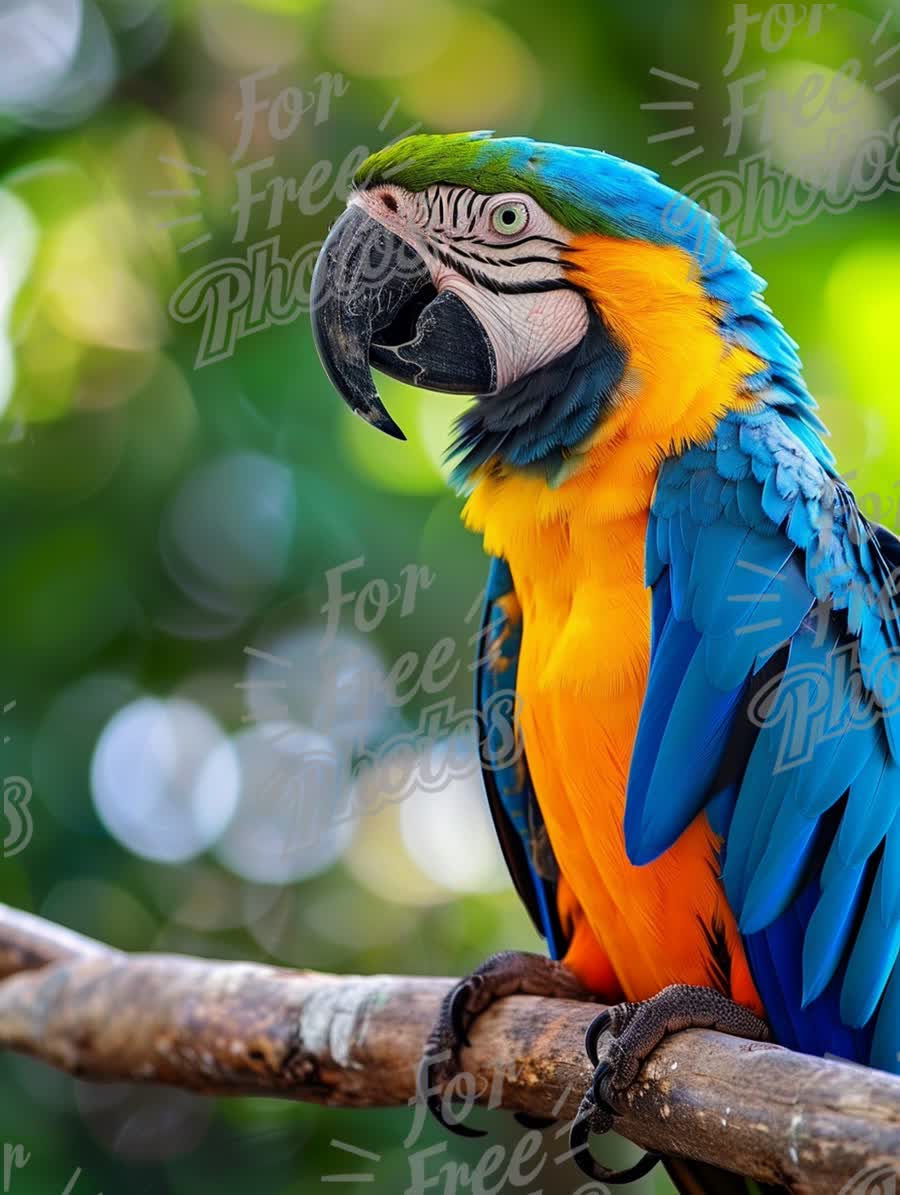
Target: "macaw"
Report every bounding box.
[311,132,900,1191]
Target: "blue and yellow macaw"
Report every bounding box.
[311,132,900,1190]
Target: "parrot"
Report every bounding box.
[310,131,900,1191]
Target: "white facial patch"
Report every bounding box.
[351,183,589,392]
[436,277,588,390]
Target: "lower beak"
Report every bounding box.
[311,206,496,440]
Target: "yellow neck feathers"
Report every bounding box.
[462,236,761,567]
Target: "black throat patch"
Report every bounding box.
[448,302,629,488]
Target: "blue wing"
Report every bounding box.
[628,407,900,1072]
[476,556,568,959]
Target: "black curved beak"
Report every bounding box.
[311,206,496,440]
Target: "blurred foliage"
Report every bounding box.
[0,0,898,1192]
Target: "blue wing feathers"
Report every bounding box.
[720,723,790,913]
[837,751,897,865]
[632,649,746,864]
[668,515,694,620]
[739,800,821,934]
[626,612,703,855]
[702,556,813,691]
[802,851,868,1006]
[744,879,873,1062]
[882,816,900,926]
[841,854,900,1027]
[689,522,749,629]
[650,564,671,657]
[631,404,900,1073]
[872,961,900,1071]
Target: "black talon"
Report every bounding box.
[590,1061,617,1114]
[584,1008,612,1066]
[425,1089,486,1139]
[567,1098,596,1163]
[450,982,474,1047]
[572,1141,663,1186]
[418,1055,487,1139]
[569,1098,661,1187]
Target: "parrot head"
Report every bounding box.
[312,132,806,488]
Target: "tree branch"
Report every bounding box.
[0,903,897,1192]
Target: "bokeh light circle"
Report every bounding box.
[91,696,240,863]
[214,722,353,884]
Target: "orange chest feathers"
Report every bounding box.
[465,476,761,1011]
[468,487,710,996]
[460,232,765,1008]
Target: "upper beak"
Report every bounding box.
[311,206,496,440]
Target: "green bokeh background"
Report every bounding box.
[0,1,898,1192]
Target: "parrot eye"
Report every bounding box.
[490,202,529,236]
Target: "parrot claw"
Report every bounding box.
[418,951,592,1139]
[568,1091,660,1185]
[590,1060,614,1109]
[417,1049,487,1139]
[425,1088,487,1139]
[583,1008,611,1067]
[571,984,771,1185]
[450,976,480,1048]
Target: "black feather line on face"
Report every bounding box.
[432,247,575,295]
[447,233,570,252]
[466,234,571,251]
[438,242,561,269]
[466,190,478,229]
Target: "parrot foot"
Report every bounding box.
[418,951,592,1138]
[570,984,770,1185]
